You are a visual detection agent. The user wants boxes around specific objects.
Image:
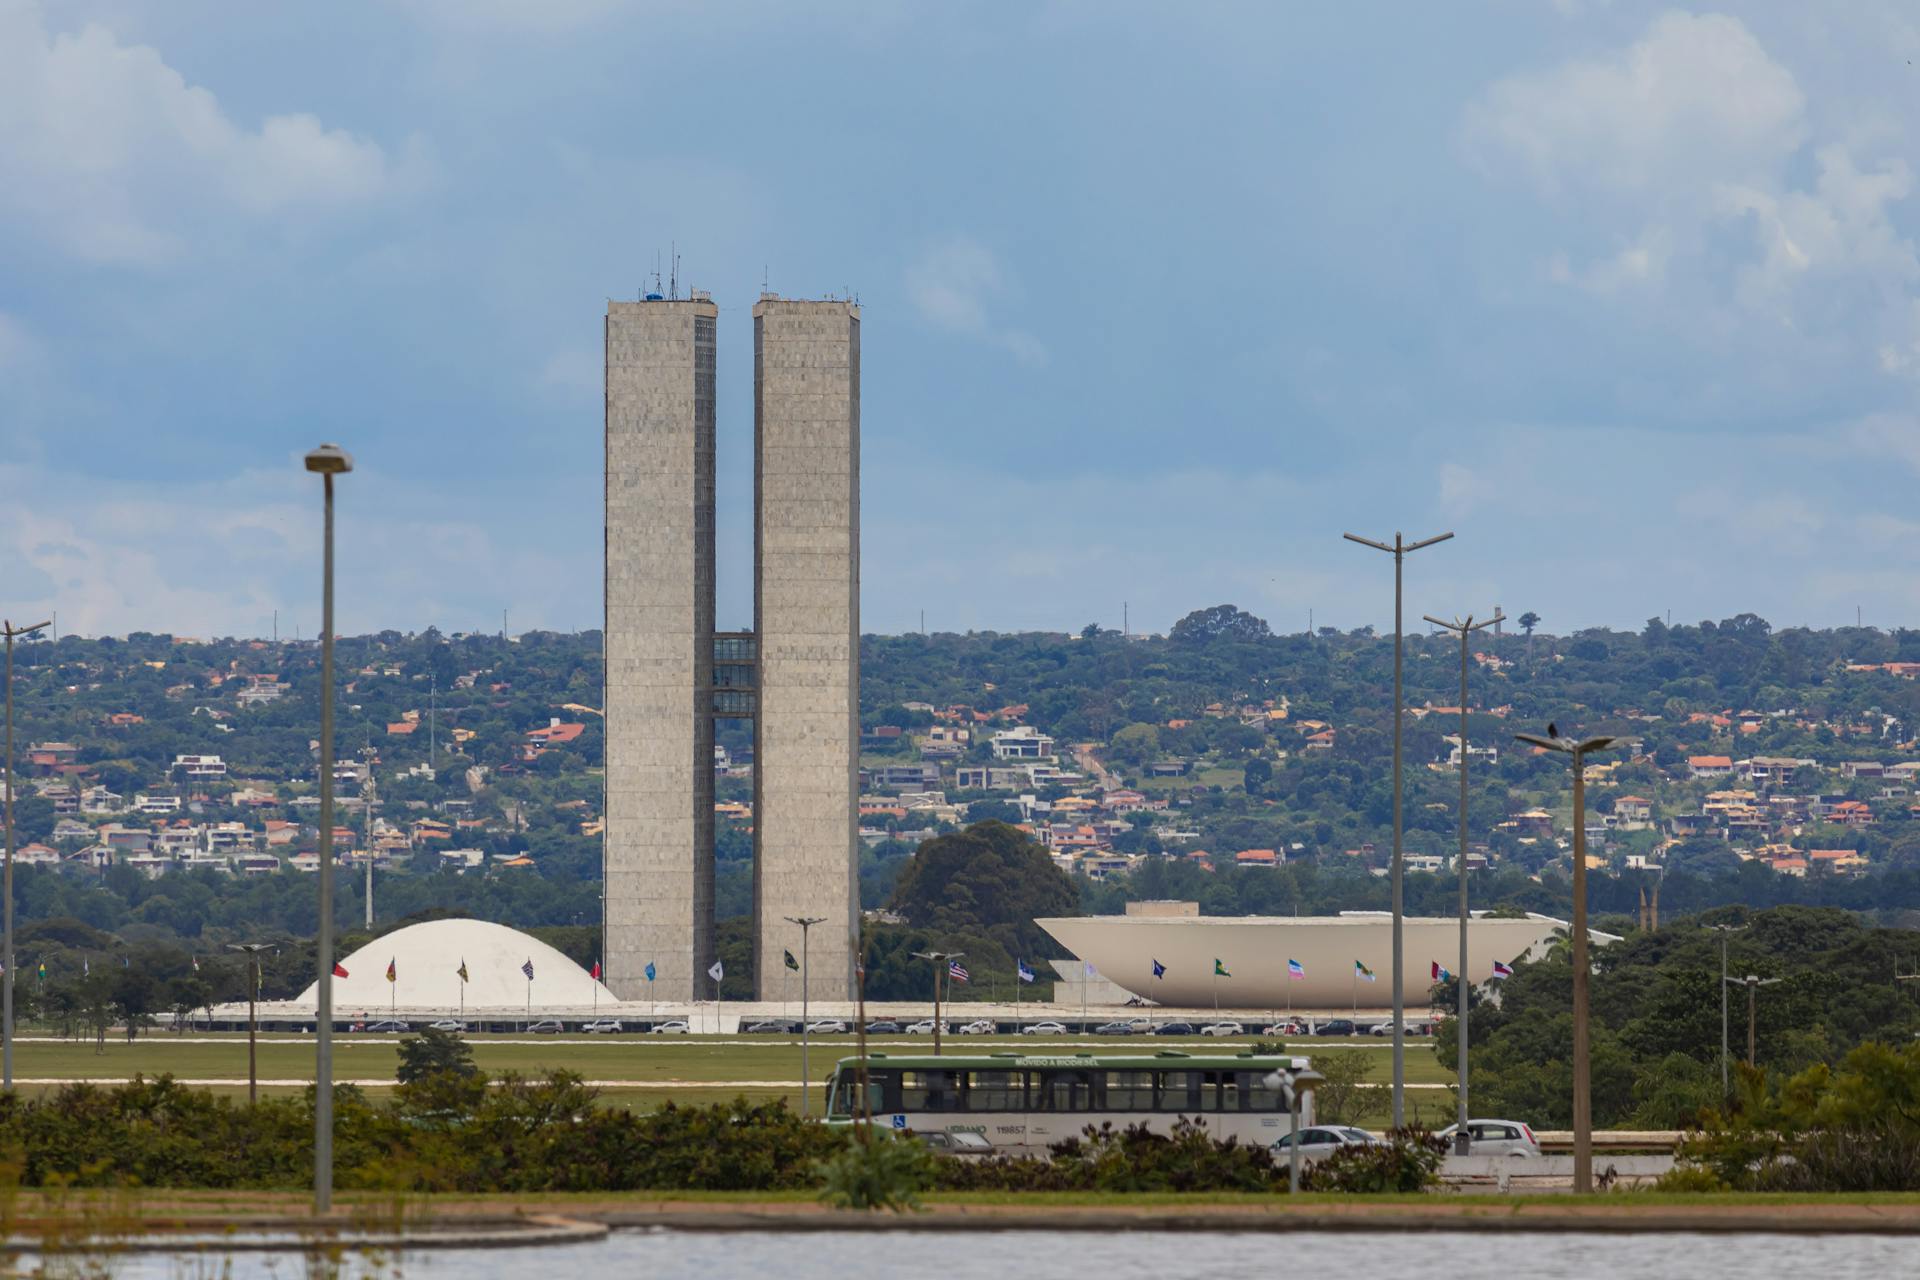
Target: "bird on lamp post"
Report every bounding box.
[1513,726,1619,1195]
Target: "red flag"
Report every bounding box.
[386,958,397,984]
[333,962,349,978]
[590,961,602,980]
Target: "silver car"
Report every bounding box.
[1437,1119,1541,1157]
[1272,1125,1384,1159]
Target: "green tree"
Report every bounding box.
[1170,605,1272,646]
[887,821,1078,961]
[396,1025,480,1085]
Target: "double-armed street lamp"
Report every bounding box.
[1,618,50,1094]
[1513,726,1619,1193]
[1423,609,1501,1155]
[785,915,826,1116]
[226,942,276,1104]
[911,950,963,1056]
[1707,922,1748,1104]
[1264,1064,1325,1193]
[1725,973,1783,1069]
[1344,530,1452,1127]
[304,442,352,1215]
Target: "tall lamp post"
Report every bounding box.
[305,442,352,1216]
[1708,922,1747,1105]
[911,950,962,1056]
[1423,609,1501,1155]
[2,618,51,1093]
[1514,727,1618,1193]
[785,915,825,1116]
[1344,529,1451,1127]
[226,942,275,1104]
[1725,973,1782,1067]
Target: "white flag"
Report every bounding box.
[708,960,725,982]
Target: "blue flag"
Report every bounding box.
[1151,958,1166,979]
[1017,960,1036,984]
[644,961,657,983]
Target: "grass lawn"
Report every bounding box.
[9,1031,1456,1125]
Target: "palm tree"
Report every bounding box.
[1519,611,1541,663]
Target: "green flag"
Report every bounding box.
[1213,958,1230,978]
[784,949,800,972]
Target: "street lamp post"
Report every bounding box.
[1514,727,1619,1193]
[911,951,962,1056]
[1708,923,1747,1105]
[304,443,352,1216]
[785,915,825,1116]
[1423,610,1501,1156]
[1725,974,1783,1067]
[1344,530,1451,1128]
[1,618,50,1094]
[226,943,274,1104]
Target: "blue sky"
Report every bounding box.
[5,1,1920,640]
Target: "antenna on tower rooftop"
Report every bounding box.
[670,242,679,300]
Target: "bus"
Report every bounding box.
[823,1050,1314,1153]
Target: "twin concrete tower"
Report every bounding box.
[603,293,859,1003]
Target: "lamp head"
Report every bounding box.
[304,443,354,475]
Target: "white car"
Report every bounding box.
[1200,1022,1246,1037]
[649,1020,690,1034]
[1437,1120,1541,1158]
[1272,1126,1385,1158]
[427,1019,466,1033]
[1021,1020,1068,1035]
[805,1019,849,1034]
[582,1018,624,1034]
[957,1020,996,1035]
[904,1020,939,1034]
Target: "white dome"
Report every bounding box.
[298,918,613,1010]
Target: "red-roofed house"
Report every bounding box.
[1688,755,1733,779]
[1234,848,1280,868]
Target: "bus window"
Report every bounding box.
[1037,1069,1095,1112]
[1156,1070,1199,1112]
[1104,1070,1155,1111]
[966,1070,1024,1112]
[900,1069,964,1112]
[1241,1070,1285,1112]
[1206,1071,1242,1112]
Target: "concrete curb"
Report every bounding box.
[10,1214,609,1254]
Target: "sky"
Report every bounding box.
[5,1,1920,640]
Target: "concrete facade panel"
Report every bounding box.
[603,299,717,1001]
[753,298,860,1002]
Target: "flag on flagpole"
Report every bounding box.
[783,949,799,972]
[1287,959,1306,980]
[333,962,349,978]
[1213,959,1230,978]
[191,955,200,973]
[948,960,969,983]
[644,961,657,983]
[1431,961,1453,982]
[1355,959,1377,982]
[522,958,536,981]
[591,960,602,980]
[457,959,469,983]
[1017,960,1036,984]
[1491,960,1515,979]
[83,959,89,977]
[386,958,397,984]
[36,961,45,981]
[1151,959,1166,979]
[707,959,724,983]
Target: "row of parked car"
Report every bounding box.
[345,1016,1442,1037]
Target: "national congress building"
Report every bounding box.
[603,290,860,1002]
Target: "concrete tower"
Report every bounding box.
[603,294,717,1001]
[753,297,860,1001]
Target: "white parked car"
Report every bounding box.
[1199,1022,1246,1037]
[649,1020,690,1034]
[1272,1126,1385,1158]
[1437,1120,1541,1158]
[427,1019,466,1033]
[957,1020,997,1035]
[805,1019,849,1034]
[582,1018,624,1034]
[1021,1021,1068,1035]
[904,1020,939,1034]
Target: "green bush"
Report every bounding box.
[815,1133,935,1211]
[1300,1129,1444,1193]
[937,1119,1282,1193]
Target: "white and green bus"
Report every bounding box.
[823,1050,1314,1153]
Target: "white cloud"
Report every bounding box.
[0,1,404,265]
[905,236,1049,367]
[1463,11,1920,377]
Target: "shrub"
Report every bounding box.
[1300,1128,1445,1193]
[815,1133,935,1211]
